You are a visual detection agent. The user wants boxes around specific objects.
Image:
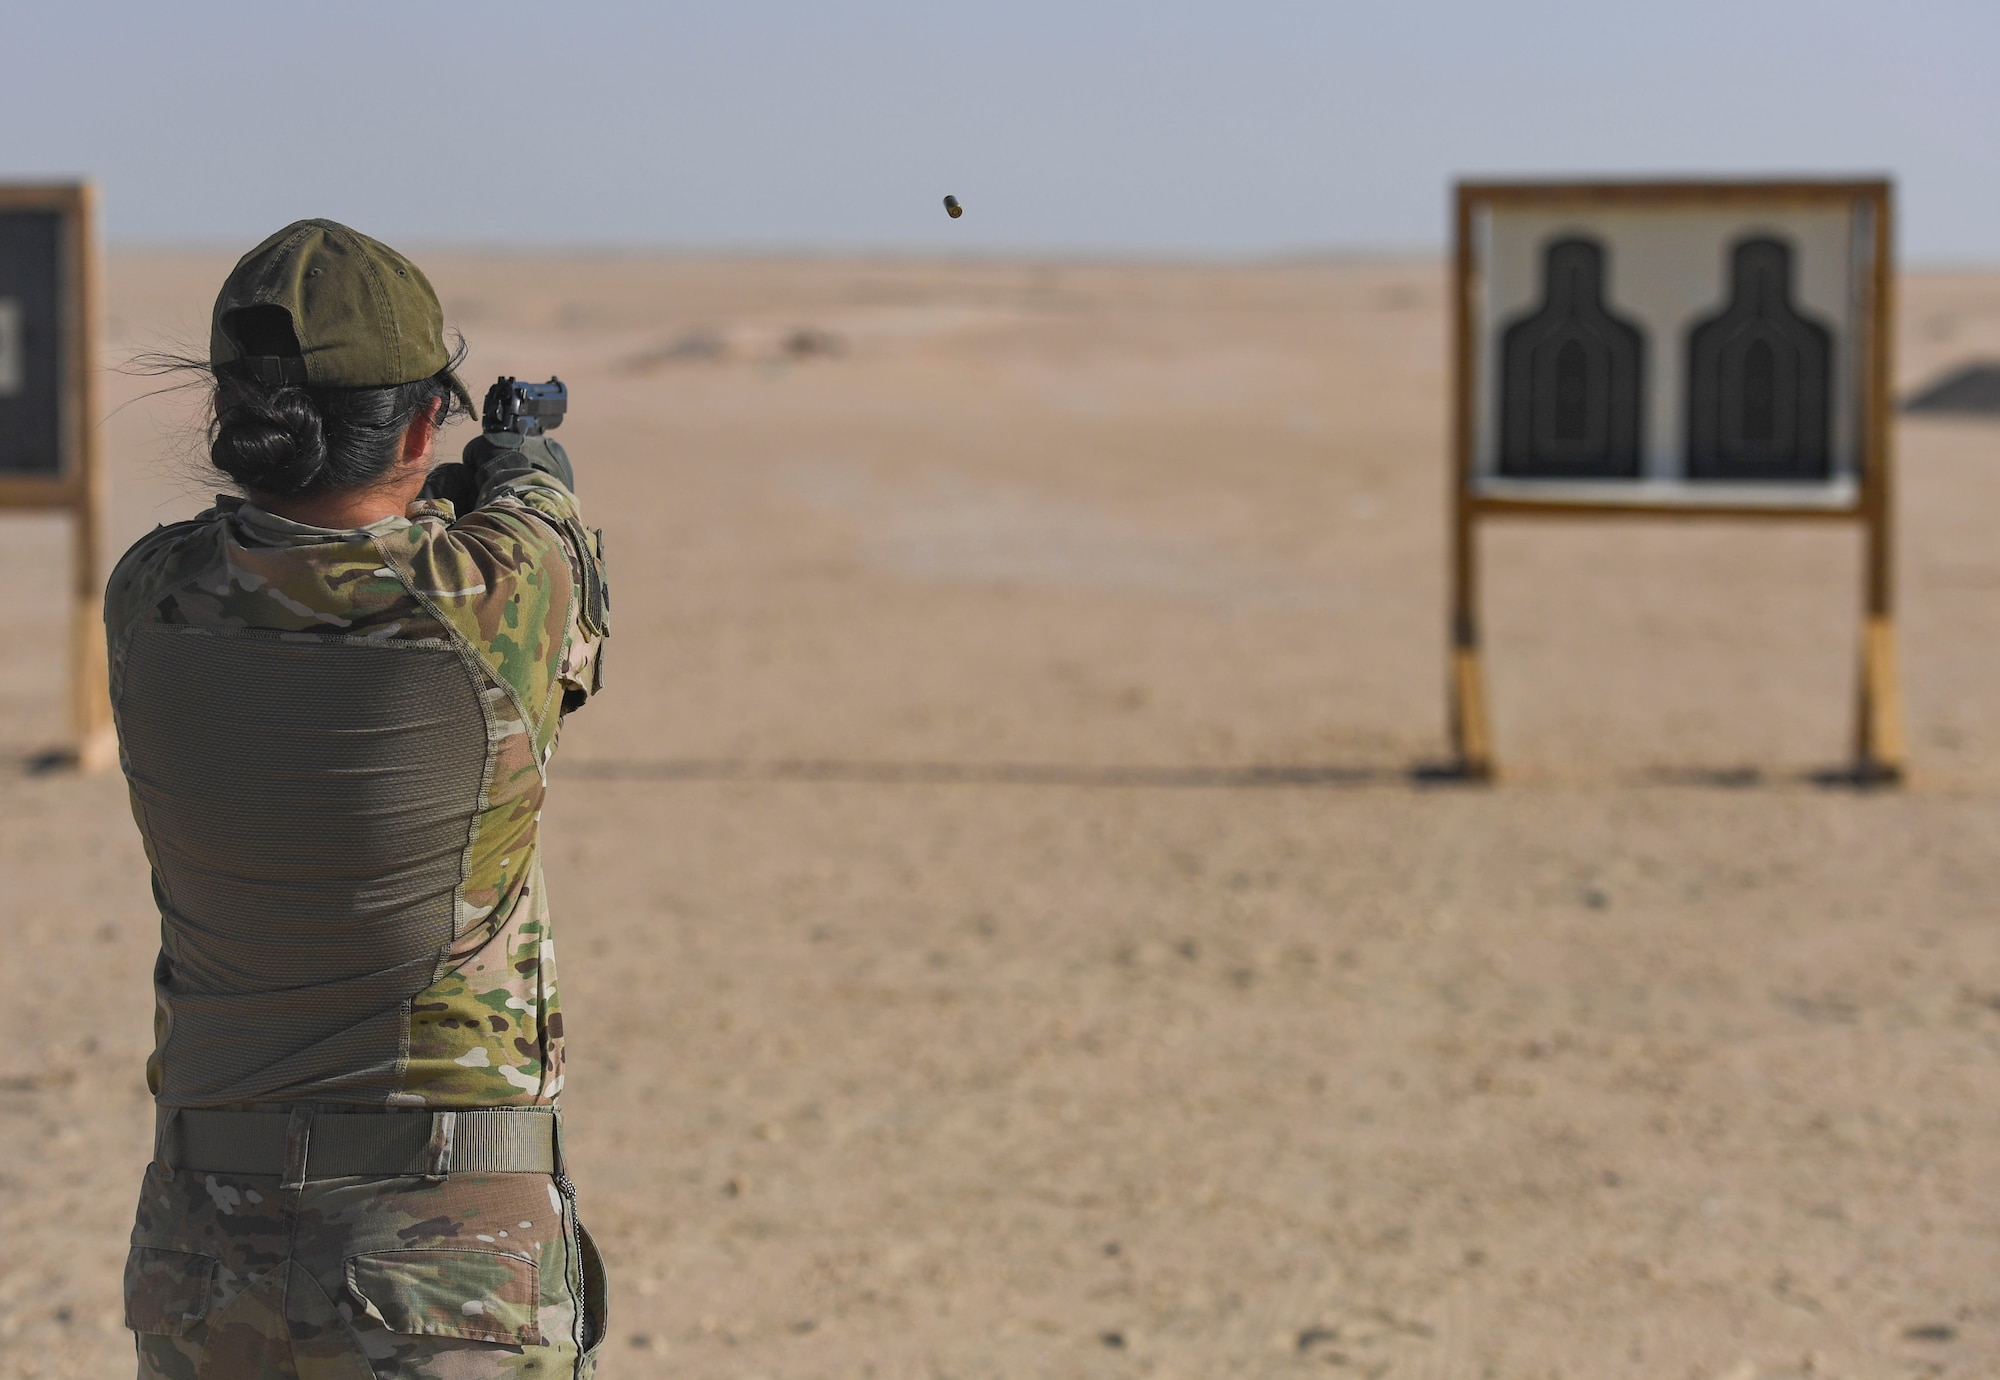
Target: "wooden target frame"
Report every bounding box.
[1448,178,1900,783]
[0,183,111,769]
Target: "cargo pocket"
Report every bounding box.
[123,1246,216,1335]
[346,1249,543,1346]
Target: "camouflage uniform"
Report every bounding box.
[106,443,610,1378]
[125,1165,591,1379]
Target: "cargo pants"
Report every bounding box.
[123,1161,606,1378]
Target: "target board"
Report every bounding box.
[1448,180,1899,780]
[0,184,111,768]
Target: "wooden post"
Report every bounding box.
[1449,186,1493,778]
[1854,186,1904,783]
[1449,451,1493,779]
[71,184,113,768]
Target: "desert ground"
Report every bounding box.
[3,249,2000,1380]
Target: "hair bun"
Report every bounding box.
[210,387,329,496]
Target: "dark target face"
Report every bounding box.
[0,210,63,477]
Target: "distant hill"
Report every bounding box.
[1904,361,2000,416]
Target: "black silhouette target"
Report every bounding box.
[1497,238,1645,479]
[0,210,63,477]
[1685,236,1834,482]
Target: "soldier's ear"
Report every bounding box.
[399,397,444,470]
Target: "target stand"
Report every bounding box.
[1448,179,1901,783]
[0,183,111,770]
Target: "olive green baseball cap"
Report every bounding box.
[209,218,473,413]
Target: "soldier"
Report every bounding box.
[104,220,609,1378]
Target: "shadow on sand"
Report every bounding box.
[555,758,1902,792]
[557,757,1448,789]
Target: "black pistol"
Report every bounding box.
[481,376,568,436]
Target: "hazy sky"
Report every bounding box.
[7,1,1995,260]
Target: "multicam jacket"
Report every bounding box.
[104,454,607,1111]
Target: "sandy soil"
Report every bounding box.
[3,250,2000,1379]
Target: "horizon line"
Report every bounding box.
[98,239,2000,272]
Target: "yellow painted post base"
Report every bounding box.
[1853,615,1905,785]
[1450,646,1494,781]
[70,530,114,773]
[74,725,117,772]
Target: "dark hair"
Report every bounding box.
[200,307,470,498]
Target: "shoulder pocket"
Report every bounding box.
[123,1246,216,1336]
[566,521,609,639]
[346,1248,543,1346]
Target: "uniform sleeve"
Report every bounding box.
[393,459,608,762]
[101,515,220,699]
[474,458,609,714]
[103,516,217,632]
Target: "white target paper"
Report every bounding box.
[1471,200,1875,507]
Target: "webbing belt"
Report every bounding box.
[155,1105,558,1185]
